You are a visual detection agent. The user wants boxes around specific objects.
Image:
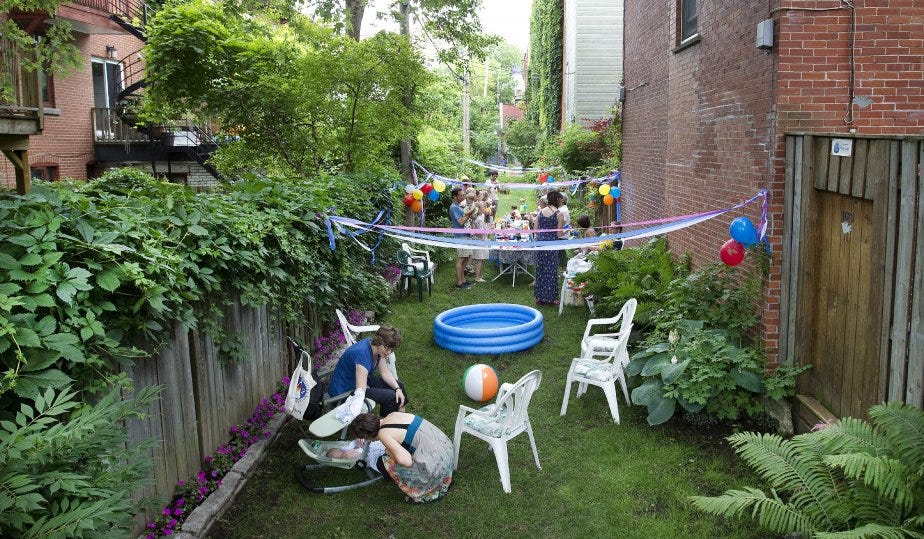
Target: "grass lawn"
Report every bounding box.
[210,256,764,538]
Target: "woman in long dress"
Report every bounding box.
[534,190,565,306]
[350,412,454,503]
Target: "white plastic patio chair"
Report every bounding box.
[453,370,542,493]
[579,298,637,364]
[560,326,632,424]
[334,308,396,379]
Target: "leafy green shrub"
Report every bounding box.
[0,385,160,538]
[691,402,924,537]
[578,237,685,329]
[544,124,609,174]
[505,118,540,167]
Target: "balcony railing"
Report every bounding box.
[92,107,147,142]
[0,36,44,130]
[70,0,147,23]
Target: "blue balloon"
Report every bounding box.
[611,187,621,199]
[729,217,759,246]
[428,189,439,201]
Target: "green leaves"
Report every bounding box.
[54,266,93,304]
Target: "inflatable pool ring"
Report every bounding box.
[433,303,543,354]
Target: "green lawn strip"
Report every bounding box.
[210,255,762,538]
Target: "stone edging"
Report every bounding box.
[161,412,289,539]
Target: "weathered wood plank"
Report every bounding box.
[796,135,820,395]
[851,138,869,199]
[827,141,841,192]
[866,139,890,201]
[815,137,830,190]
[837,148,854,196]
[839,194,860,417]
[877,141,901,402]
[906,143,924,408]
[855,200,877,416]
[174,324,202,480]
[779,135,799,365]
[888,141,918,401]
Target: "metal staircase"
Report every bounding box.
[108,0,224,182]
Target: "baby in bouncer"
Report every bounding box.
[326,438,386,463]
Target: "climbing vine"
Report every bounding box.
[526,0,563,140]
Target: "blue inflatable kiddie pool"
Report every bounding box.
[433,303,544,354]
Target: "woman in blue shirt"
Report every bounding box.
[327,326,407,415]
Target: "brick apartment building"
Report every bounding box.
[620,0,923,426]
[1,1,219,190]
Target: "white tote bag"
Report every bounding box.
[283,356,317,420]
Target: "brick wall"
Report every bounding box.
[776,1,924,135]
[1,32,144,187]
[621,0,924,362]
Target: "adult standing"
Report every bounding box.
[327,327,407,416]
[449,187,475,289]
[349,412,454,503]
[534,190,566,306]
[486,170,500,212]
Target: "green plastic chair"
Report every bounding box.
[397,247,433,301]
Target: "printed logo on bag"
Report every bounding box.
[296,374,310,401]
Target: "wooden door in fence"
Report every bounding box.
[781,134,923,424]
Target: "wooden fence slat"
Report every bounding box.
[851,139,869,199]
[797,135,820,394]
[907,143,924,407]
[838,149,854,196]
[888,140,918,401]
[779,135,799,364]
[877,141,901,402]
[175,324,202,480]
[815,137,830,190]
[827,142,841,192]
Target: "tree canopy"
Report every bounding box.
[143,0,429,177]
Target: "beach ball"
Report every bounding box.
[462,364,499,402]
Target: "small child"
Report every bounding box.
[509,205,522,220]
[325,438,387,464]
[518,198,528,216]
[472,202,490,282]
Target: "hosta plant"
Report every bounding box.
[690,402,924,538]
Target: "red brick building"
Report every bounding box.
[621,0,923,423]
[1,2,220,189]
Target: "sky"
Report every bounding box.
[362,0,533,53]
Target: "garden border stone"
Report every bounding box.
[157,411,288,539]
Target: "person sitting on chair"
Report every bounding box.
[327,326,407,416]
[350,412,454,503]
[576,215,599,254]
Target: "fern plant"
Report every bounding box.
[690,402,924,538]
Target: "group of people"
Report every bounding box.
[449,171,622,307]
[325,327,455,504]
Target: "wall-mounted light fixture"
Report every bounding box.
[105,45,119,60]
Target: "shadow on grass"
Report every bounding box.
[209,259,765,539]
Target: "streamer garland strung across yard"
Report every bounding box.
[411,160,617,191]
[326,190,768,252]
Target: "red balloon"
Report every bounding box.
[538,173,549,183]
[420,183,433,194]
[403,193,414,207]
[720,239,745,266]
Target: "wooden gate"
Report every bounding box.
[780,134,923,428]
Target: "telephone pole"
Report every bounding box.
[399,1,414,225]
[462,63,471,155]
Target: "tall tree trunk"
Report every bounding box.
[346,0,367,41]
[399,1,415,226]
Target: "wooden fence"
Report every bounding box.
[126,299,318,531]
[781,133,923,429]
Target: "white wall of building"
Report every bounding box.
[562,0,623,126]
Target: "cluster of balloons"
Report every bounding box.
[597,183,621,206]
[403,179,447,212]
[720,217,760,266]
[538,172,556,184]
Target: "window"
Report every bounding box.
[31,165,59,182]
[679,0,698,43]
[38,69,54,107]
[91,59,124,109]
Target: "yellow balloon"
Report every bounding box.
[433,179,446,193]
[598,184,611,196]
[412,189,423,200]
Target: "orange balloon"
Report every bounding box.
[603,194,615,205]
[410,199,423,213]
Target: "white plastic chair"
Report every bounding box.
[453,370,542,493]
[334,308,396,379]
[561,326,632,424]
[579,298,637,365]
